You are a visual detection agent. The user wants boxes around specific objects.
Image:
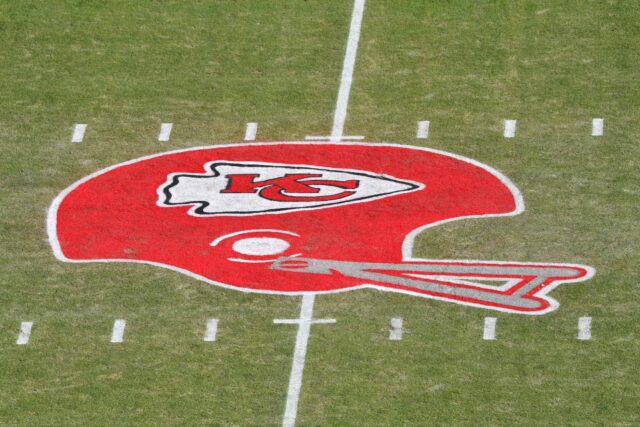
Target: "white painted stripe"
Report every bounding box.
[244,122,258,141]
[71,124,87,143]
[330,0,366,142]
[275,319,303,324]
[416,121,429,139]
[111,319,126,343]
[282,294,315,427]
[203,318,218,342]
[158,123,173,142]
[504,120,517,138]
[483,317,497,340]
[578,316,592,340]
[592,118,604,136]
[389,317,403,340]
[16,321,33,345]
[304,135,364,141]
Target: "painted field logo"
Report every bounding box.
[48,142,594,314]
[158,162,421,215]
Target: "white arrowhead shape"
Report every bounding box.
[157,161,423,216]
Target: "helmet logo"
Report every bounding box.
[48,142,595,315]
[158,161,422,216]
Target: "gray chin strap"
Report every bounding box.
[269,257,584,312]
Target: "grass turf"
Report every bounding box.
[1,0,639,425]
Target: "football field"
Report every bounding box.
[1,1,639,425]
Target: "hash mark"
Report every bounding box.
[389,317,403,340]
[203,319,218,342]
[483,317,497,340]
[416,121,429,139]
[71,124,87,143]
[158,123,173,142]
[244,122,257,141]
[578,316,592,340]
[16,321,33,345]
[503,120,516,138]
[592,118,604,136]
[111,319,126,343]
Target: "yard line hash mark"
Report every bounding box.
[483,317,497,340]
[389,317,403,340]
[504,120,517,138]
[16,321,33,345]
[276,294,336,427]
[71,124,87,143]
[578,316,592,340]
[592,118,604,136]
[158,123,173,142]
[111,319,126,343]
[330,0,366,142]
[244,122,257,141]
[203,319,218,342]
[416,120,429,139]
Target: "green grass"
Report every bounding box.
[1,0,639,425]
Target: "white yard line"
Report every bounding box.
[483,317,497,340]
[158,123,173,142]
[592,118,603,136]
[244,122,258,141]
[578,316,592,340]
[276,294,336,427]
[503,120,517,138]
[330,0,366,142]
[111,319,126,343]
[71,124,87,143]
[416,120,429,139]
[203,319,218,342]
[389,317,403,340]
[282,294,315,427]
[16,321,33,345]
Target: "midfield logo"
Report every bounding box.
[158,162,422,215]
[48,142,595,314]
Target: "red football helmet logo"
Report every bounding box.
[47,142,594,314]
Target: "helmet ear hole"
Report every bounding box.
[231,237,290,256]
[210,229,302,263]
